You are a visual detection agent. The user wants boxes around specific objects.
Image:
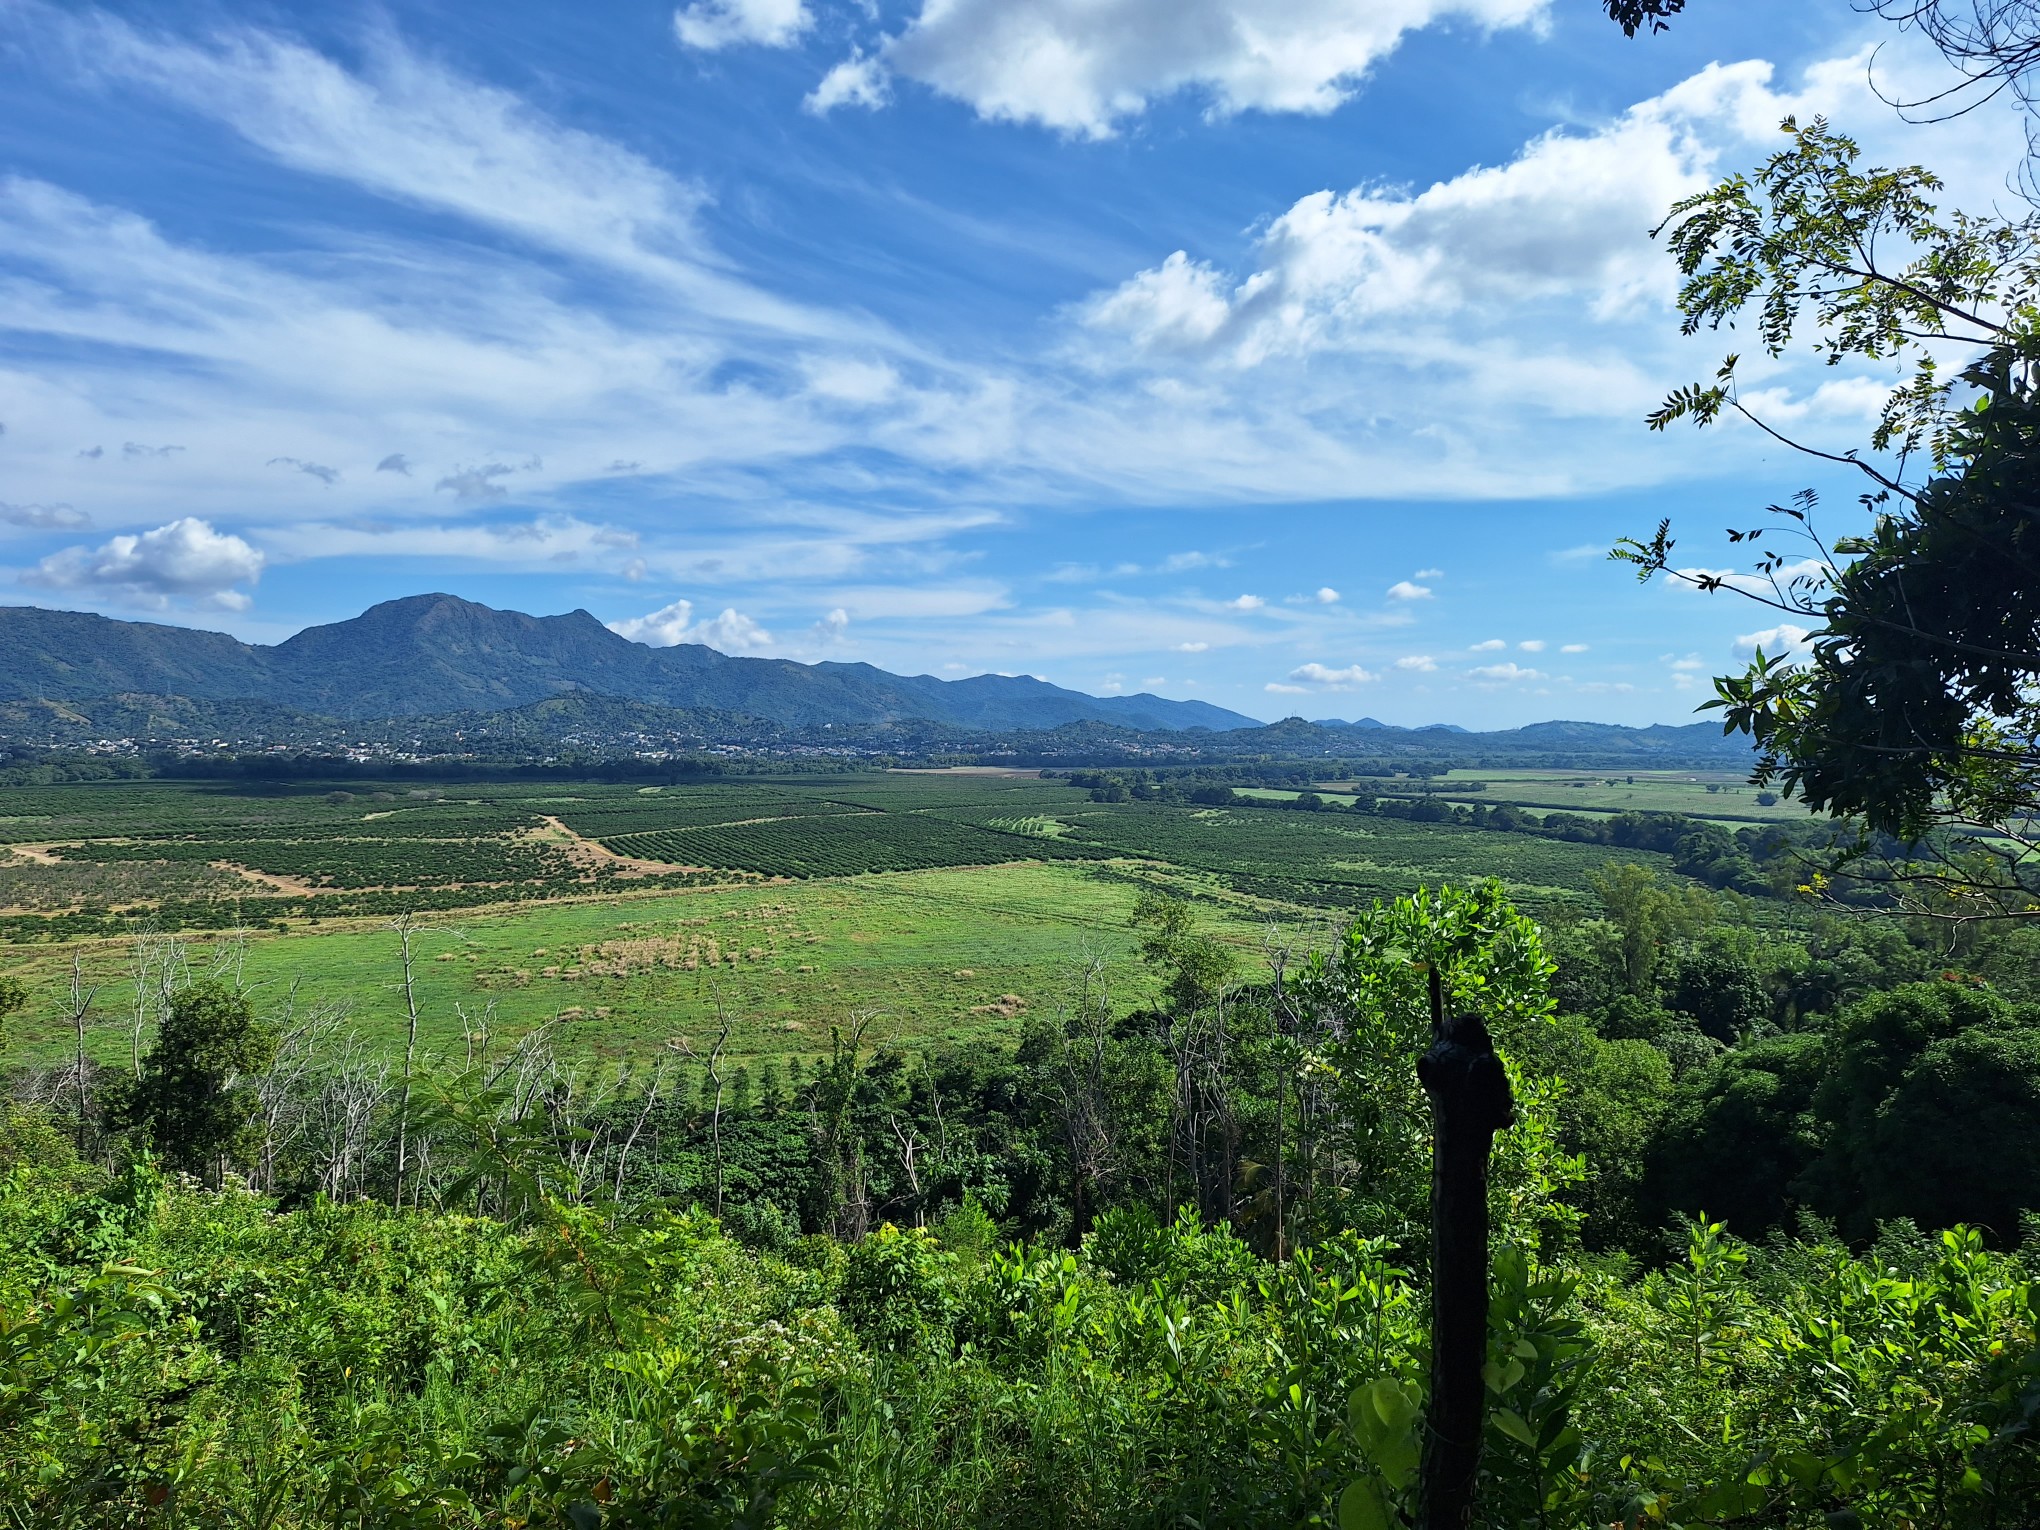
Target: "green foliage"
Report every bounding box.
[1296,881,1580,1249]
[1647,1032,1826,1239]
[839,1224,960,1350]
[111,979,277,1183]
[1129,887,1236,1012]
[1809,980,2040,1239]
[1626,114,2040,918]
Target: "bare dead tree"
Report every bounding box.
[672,990,735,1218]
[1049,952,1118,1238]
[611,1056,672,1207]
[385,912,457,1209]
[887,1111,925,1223]
[63,952,100,1155]
[251,986,348,1194]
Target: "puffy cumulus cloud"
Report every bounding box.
[1469,638,1506,652]
[1078,49,2022,380]
[1177,640,1210,653]
[1,501,90,529]
[25,517,264,609]
[1469,661,1545,683]
[674,0,810,51]
[687,607,775,654]
[1395,654,1438,671]
[608,598,775,654]
[1517,639,1546,652]
[1228,593,1266,611]
[1315,586,1340,604]
[1734,622,1817,660]
[1286,661,1378,688]
[834,0,1548,139]
[1386,579,1432,601]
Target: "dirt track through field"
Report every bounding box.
[529,816,702,875]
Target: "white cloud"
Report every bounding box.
[1386,580,1432,601]
[1,501,90,529]
[1395,654,1438,672]
[1228,593,1266,611]
[1265,682,1309,694]
[1668,654,1706,671]
[25,516,264,609]
[608,598,775,654]
[1287,660,1379,688]
[1469,661,1545,683]
[1162,550,1228,573]
[1469,638,1506,652]
[675,0,811,51]
[1075,40,2028,458]
[1517,639,1546,652]
[805,51,891,114]
[687,607,776,654]
[1672,559,1828,598]
[1733,622,1816,660]
[1177,640,1210,652]
[1412,567,1443,579]
[859,0,1549,139]
[1560,642,1589,653]
[1315,586,1340,604]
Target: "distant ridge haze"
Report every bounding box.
[0,595,1258,732]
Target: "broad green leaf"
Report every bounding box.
[1339,1480,1391,1530]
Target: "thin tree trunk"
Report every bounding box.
[68,953,99,1155]
[392,913,422,1210]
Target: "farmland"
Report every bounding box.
[0,769,1692,1071]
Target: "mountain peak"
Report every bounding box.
[0,597,1259,732]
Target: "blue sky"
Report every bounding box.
[0,0,2024,726]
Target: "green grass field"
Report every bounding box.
[1424,768,1807,823]
[0,769,1683,1071]
[0,860,1308,1071]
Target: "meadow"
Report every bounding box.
[0,770,1675,1071]
[1427,768,1810,823]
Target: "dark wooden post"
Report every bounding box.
[1415,966,1515,1530]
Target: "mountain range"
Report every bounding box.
[0,596,1753,765]
[0,595,1255,732]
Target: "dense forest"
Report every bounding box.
[4,872,2038,1526]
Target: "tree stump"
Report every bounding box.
[1415,972,1515,1530]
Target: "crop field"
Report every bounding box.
[1423,768,1810,823]
[0,769,1689,1071]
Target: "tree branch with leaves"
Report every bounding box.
[1620,115,2040,922]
